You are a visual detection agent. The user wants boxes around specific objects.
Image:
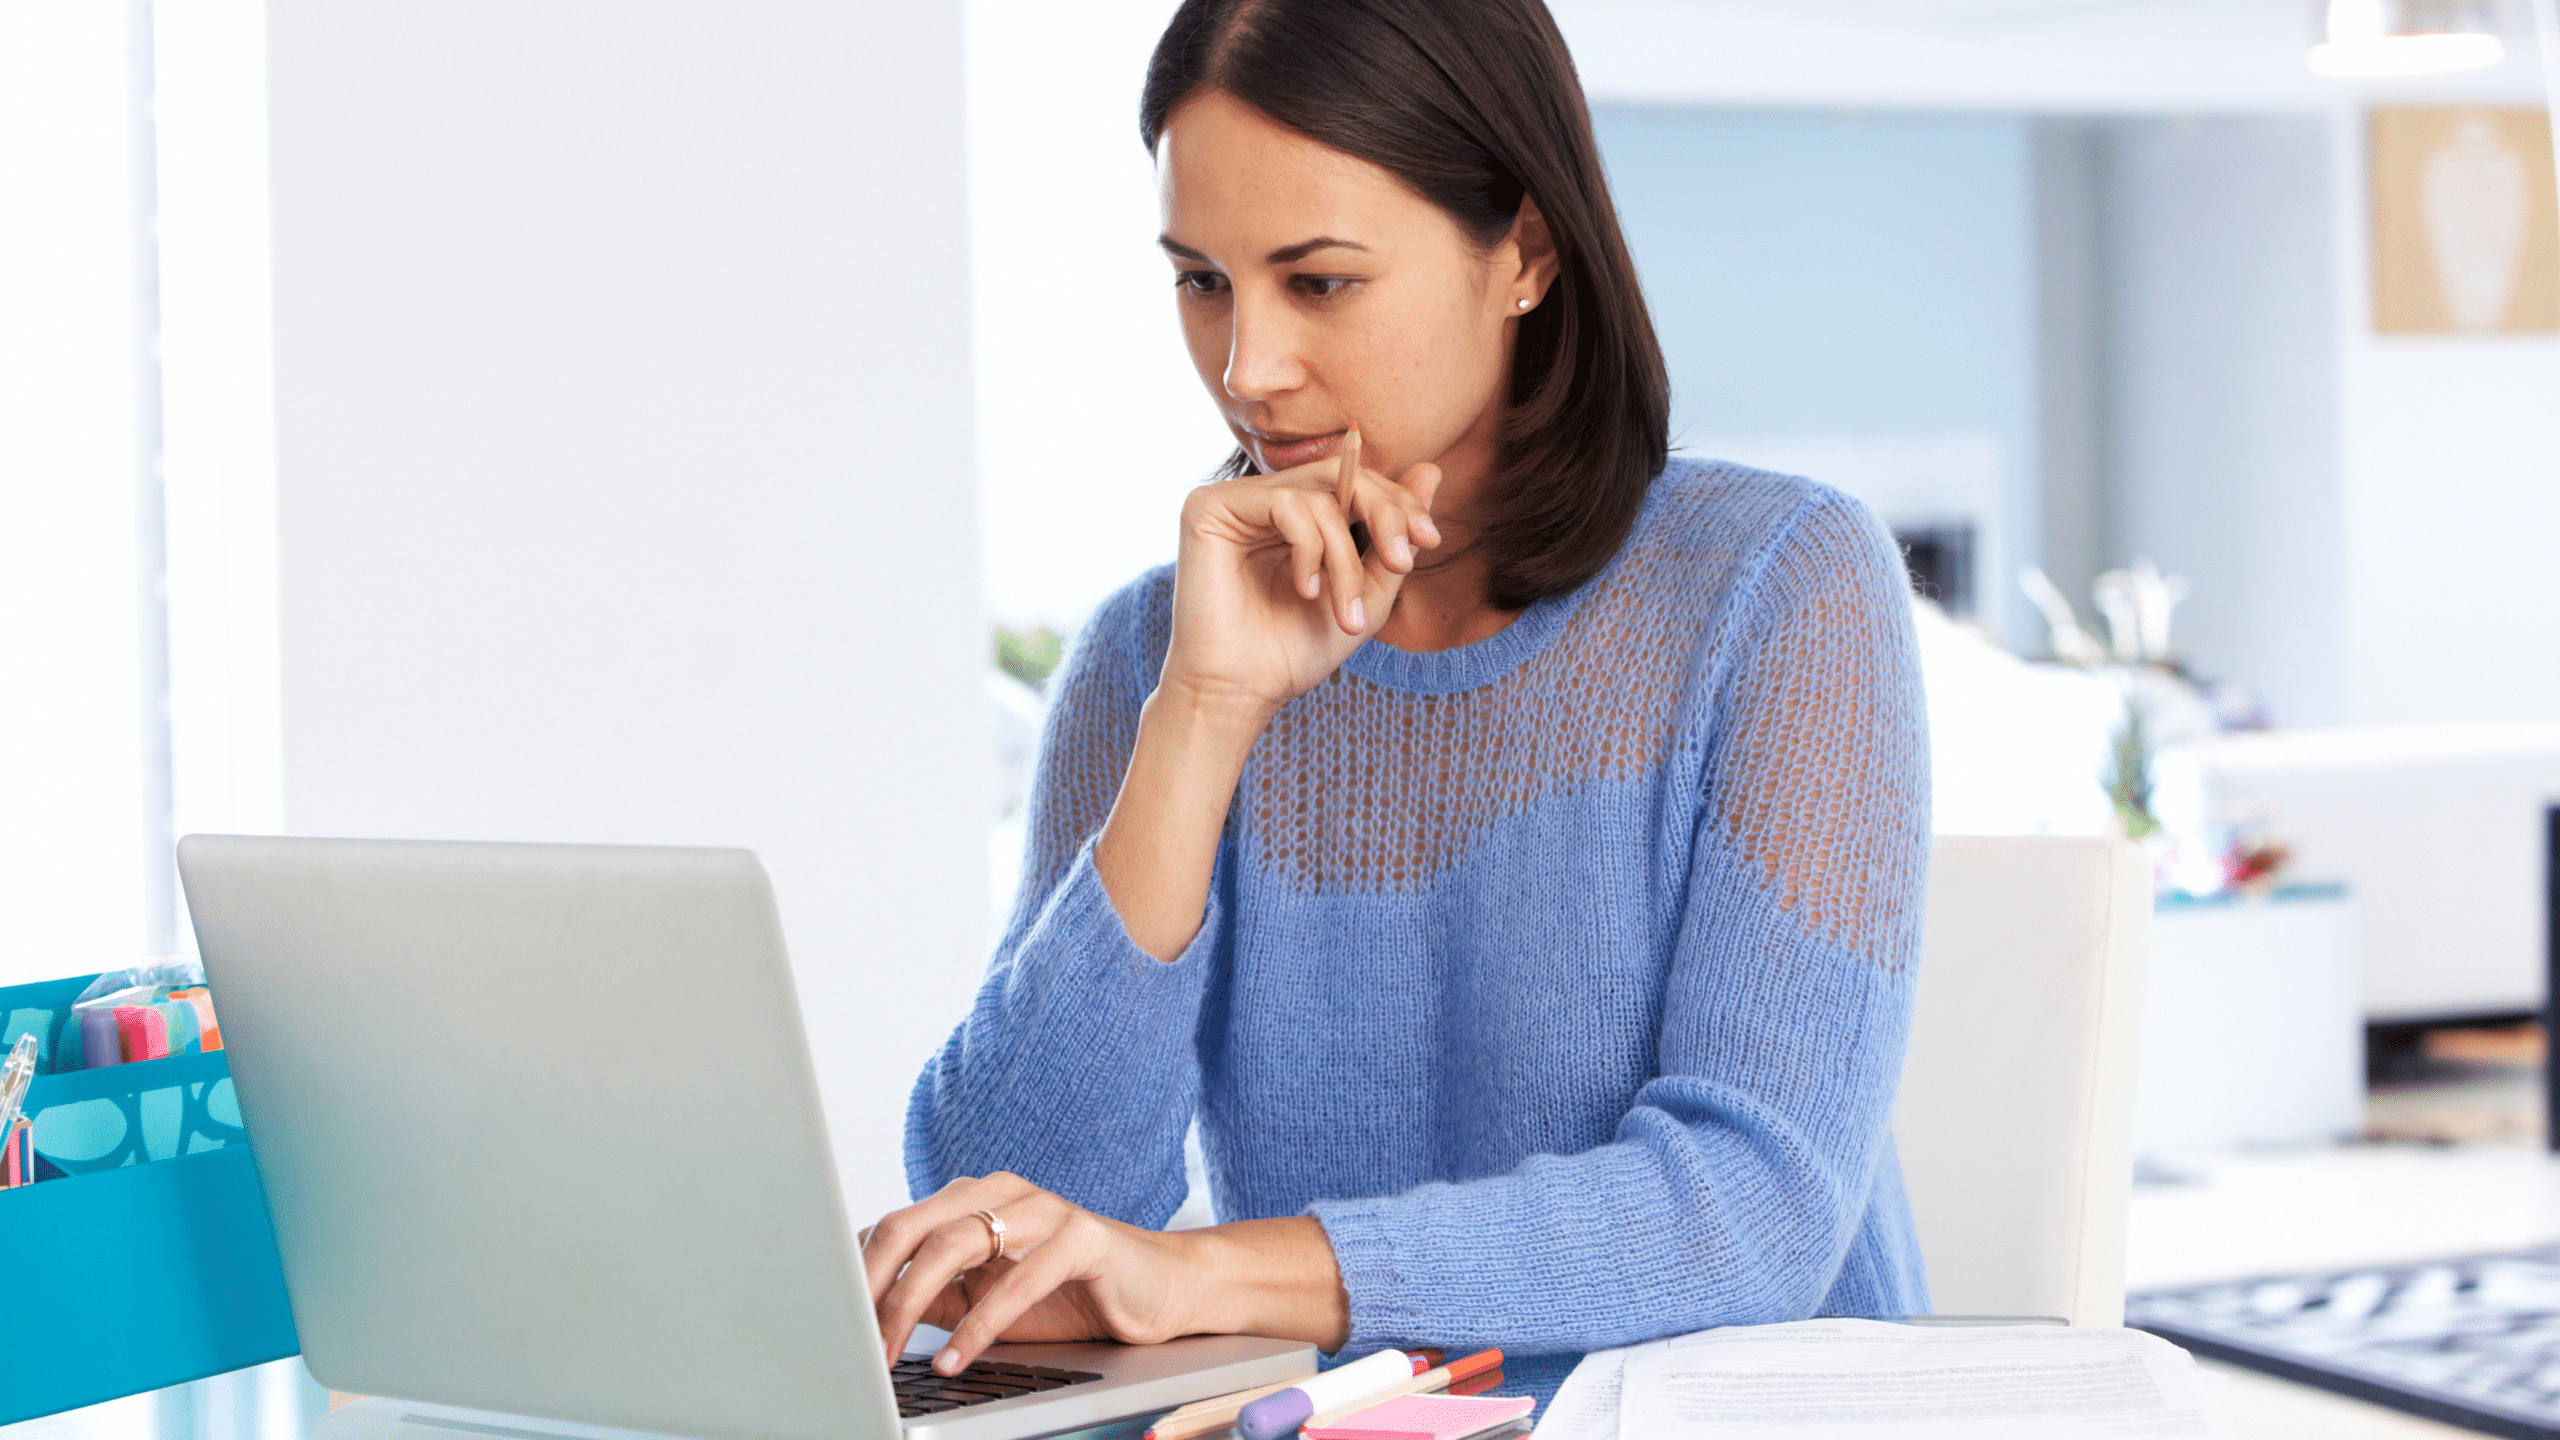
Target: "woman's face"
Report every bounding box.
[1155,90,1547,498]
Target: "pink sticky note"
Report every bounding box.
[1304,1394,1535,1440]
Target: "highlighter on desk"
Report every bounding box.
[1298,1350,1502,1436]
[1237,1349,1425,1440]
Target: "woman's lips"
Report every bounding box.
[1252,429,1344,473]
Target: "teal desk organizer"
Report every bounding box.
[0,973,300,1422]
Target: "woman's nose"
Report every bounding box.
[1222,292,1307,403]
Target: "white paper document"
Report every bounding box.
[1537,1341,1639,1440]
[1548,1321,2232,1439]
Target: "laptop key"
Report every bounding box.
[891,1359,1103,1416]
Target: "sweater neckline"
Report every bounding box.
[1339,465,1674,696]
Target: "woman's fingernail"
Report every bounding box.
[1303,573,1320,599]
[936,1348,961,1374]
[1389,535,1412,566]
[1350,598,1367,630]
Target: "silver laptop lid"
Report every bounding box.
[179,835,901,1440]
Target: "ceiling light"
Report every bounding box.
[2309,0,2507,76]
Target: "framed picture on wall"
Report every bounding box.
[2370,107,2558,334]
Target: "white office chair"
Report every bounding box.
[1891,835,2151,1326]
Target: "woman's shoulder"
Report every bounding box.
[1088,563,1178,636]
[1061,564,1178,693]
[1615,454,1896,602]
[1648,454,1884,548]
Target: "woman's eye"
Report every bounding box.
[1291,275,1354,300]
[1174,270,1228,298]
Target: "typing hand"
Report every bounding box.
[863,1173,1195,1375]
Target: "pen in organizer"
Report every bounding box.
[1297,1350,1503,1436]
[1236,1347,1432,1440]
[0,1032,37,1186]
[0,1032,36,1144]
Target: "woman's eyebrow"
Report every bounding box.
[1266,236,1368,264]
[1156,235,1372,265]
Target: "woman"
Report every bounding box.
[865,0,1930,1408]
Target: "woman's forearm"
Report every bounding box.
[1174,1215,1352,1350]
[1094,679,1272,959]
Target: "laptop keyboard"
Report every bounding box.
[892,1356,1104,1417]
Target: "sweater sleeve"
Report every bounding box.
[1307,493,1932,1354]
[903,571,1218,1226]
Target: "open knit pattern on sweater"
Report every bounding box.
[907,457,1934,1410]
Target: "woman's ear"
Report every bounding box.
[1504,194,1560,313]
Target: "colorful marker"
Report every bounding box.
[1299,1351,1505,1436]
[1147,1353,1441,1440]
[80,1006,122,1068]
[1238,1349,1427,1440]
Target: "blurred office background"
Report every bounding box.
[4,1,2558,1437]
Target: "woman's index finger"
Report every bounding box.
[1336,424,1360,514]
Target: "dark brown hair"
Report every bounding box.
[1140,0,1670,611]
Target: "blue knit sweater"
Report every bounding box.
[908,458,1933,1409]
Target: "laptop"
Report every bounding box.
[177,835,1311,1440]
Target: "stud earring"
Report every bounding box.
[1516,297,1531,310]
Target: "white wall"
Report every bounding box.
[2098,116,2350,727]
[2341,338,2560,723]
[0,0,153,986]
[159,0,286,905]
[969,0,1233,634]
[265,0,988,1225]
[2334,119,2560,725]
[0,0,286,995]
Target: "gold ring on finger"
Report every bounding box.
[974,1208,1007,1265]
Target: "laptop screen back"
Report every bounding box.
[178,835,901,1440]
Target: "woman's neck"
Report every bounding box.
[1370,401,1517,653]
[1375,545,1516,653]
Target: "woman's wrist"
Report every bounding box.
[1150,672,1285,745]
[1169,1216,1352,1351]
